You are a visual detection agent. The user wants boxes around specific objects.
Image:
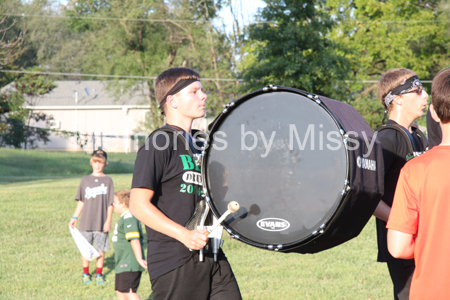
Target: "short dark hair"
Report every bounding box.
[431,68,450,124]
[155,68,200,113]
[115,189,130,207]
[377,68,416,110]
[92,149,107,160]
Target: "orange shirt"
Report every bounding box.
[387,146,450,300]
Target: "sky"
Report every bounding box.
[57,0,266,32]
[217,0,266,32]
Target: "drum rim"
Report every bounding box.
[201,85,351,250]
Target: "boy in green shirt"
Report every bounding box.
[113,190,147,300]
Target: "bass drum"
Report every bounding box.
[202,86,383,254]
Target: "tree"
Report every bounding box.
[241,0,351,100]
[0,91,29,148]
[0,17,25,69]
[30,0,238,131]
[0,3,27,89]
[0,7,28,146]
[0,0,58,90]
[327,0,450,128]
[0,67,56,149]
[17,68,57,149]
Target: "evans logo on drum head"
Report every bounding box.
[256,218,290,232]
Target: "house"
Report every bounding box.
[1,80,206,152]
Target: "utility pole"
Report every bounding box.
[74,91,78,151]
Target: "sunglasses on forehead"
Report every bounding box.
[402,86,425,96]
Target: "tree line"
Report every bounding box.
[1,0,450,148]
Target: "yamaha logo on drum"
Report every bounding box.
[256,218,290,232]
[356,156,377,171]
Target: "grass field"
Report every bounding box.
[0,149,393,299]
[0,148,136,183]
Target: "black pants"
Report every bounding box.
[386,259,415,300]
[151,252,242,300]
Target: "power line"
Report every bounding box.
[2,13,447,25]
[0,70,433,83]
[0,70,156,79]
[342,20,448,24]
[0,70,241,82]
[346,80,432,83]
[0,12,267,25]
[0,13,202,23]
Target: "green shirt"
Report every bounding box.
[112,210,145,273]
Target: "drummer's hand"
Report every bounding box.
[182,229,209,250]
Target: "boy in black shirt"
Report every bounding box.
[373,69,428,299]
[130,68,241,300]
[426,108,442,149]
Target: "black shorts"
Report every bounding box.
[387,259,415,300]
[151,251,241,300]
[115,271,142,293]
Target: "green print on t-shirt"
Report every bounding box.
[180,155,201,171]
[179,155,202,195]
[180,184,203,195]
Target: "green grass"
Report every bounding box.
[0,148,136,183]
[0,175,137,300]
[0,149,393,299]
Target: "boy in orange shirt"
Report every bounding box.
[387,68,450,299]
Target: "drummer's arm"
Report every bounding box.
[373,200,391,222]
[387,229,415,259]
[129,187,208,250]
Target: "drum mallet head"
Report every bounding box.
[204,201,240,236]
[227,201,240,213]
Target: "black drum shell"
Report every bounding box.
[203,87,384,254]
[281,94,384,253]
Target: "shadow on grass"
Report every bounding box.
[142,231,152,300]
[0,175,81,185]
[104,254,115,278]
[103,248,153,300]
[103,231,151,298]
[144,293,154,300]
[0,149,136,183]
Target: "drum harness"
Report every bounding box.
[150,125,224,262]
[374,124,428,161]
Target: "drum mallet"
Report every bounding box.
[204,201,240,236]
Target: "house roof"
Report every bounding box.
[1,80,151,107]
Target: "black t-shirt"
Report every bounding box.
[426,109,442,149]
[376,120,426,262]
[131,127,203,279]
